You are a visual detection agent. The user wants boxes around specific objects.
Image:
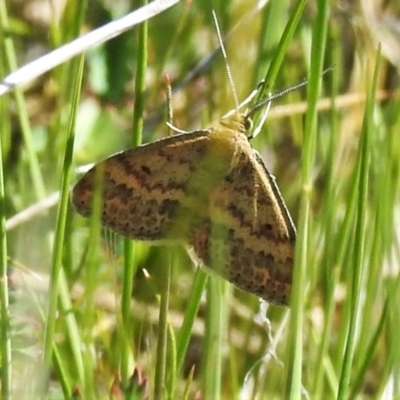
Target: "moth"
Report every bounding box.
[72,98,296,305]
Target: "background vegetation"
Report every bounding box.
[1,0,400,398]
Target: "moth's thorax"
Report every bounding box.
[206,115,251,170]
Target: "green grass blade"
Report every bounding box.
[41,54,85,390]
[285,0,329,398]
[0,42,11,400]
[337,47,381,400]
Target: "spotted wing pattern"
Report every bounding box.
[72,115,296,305]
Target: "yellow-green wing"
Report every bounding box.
[188,147,295,305]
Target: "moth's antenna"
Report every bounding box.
[212,10,239,112]
[247,66,334,118]
[247,80,308,119]
[247,67,334,139]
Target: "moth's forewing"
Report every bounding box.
[189,137,295,305]
[73,129,235,241]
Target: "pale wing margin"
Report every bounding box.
[253,150,296,239]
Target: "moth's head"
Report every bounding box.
[219,112,253,136]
